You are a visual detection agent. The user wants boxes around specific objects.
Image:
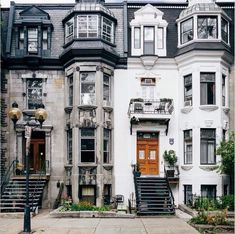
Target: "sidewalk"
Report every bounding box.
[0,209,199,234]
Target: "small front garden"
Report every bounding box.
[187,195,234,233]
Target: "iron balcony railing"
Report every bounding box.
[128,98,174,116]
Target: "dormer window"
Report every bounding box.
[28,28,38,53]
[65,18,74,41]
[78,15,98,38]
[181,18,193,44]
[102,17,114,43]
[198,16,217,39]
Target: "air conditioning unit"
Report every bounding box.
[184,100,192,106]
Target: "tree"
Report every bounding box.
[216,132,234,194]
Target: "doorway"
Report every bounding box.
[137,132,159,175]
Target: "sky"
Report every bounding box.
[1,0,234,8]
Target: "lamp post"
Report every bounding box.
[8,102,47,234]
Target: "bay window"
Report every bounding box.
[197,16,217,39]
[144,26,154,55]
[102,17,113,43]
[221,18,228,43]
[184,130,192,164]
[78,15,98,38]
[181,18,193,44]
[65,18,74,42]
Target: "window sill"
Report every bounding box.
[181,106,193,114]
[199,165,218,171]
[78,104,97,110]
[199,105,218,111]
[64,106,73,114]
[103,164,113,170]
[181,165,193,171]
[78,164,97,167]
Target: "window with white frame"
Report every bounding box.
[200,129,216,165]
[103,129,111,164]
[27,79,43,109]
[80,72,96,105]
[222,74,226,106]
[144,26,154,55]
[200,73,216,105]
[68,75,73,106]
[181,18,193,44]
[65,18,74,41]
[80,128,95,163]
[28,28,38,53]
[197,16,217,39]
[221,18,228,43]
[103,74,111,105]
[184,74,192,106]
[184,130,192,164]
[201,185,216,199]
[134,27,141,49]
[157,28,164,49]
[78,15,98,38]
[141,78,155,100]
[102,17,113,43]
[67,128,72,164]
[42,29,48,50]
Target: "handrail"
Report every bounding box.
[30,160,48,213]
[1,160,17,195]
[53,182,64,209]
[132,164,141,212]
[164,166,175,208]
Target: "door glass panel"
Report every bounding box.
[139,150,145,159]
[149,150,156,160]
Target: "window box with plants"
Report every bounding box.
[163,150,178,178]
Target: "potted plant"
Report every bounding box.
[163,150,177,177]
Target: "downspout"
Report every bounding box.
[123,0,128,55]
[6,1,15,57]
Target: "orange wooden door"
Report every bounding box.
[137,139,159,175]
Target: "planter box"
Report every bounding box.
[166,169,175,178]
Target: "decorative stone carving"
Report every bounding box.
[103,111,112,129]
[222,107,230,114]
[79,167,97,185]
[199,105,219,111]
[79,109,97,128]
[199,165,218,171]
[103,167,112,184]
[181,107,193,114]
[181,165,193,171]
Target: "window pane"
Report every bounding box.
[181,18,193,44]
[103,74,110,102]
[102,17,113,43]
[27,79,43,109]
[200,73,215,105]
[81,139,94,150]
[222,74,226,106]
[157,28,163,49]
[81,128,95,137]
[221,18,228,43]
[78,15,98,38]
[184,74,192,105]
[144,27,154,40]
[103,129,111,163]
[134,27,141,49]
[28,28,38,53]
[144,27,154,54]
[201,185,216,199]
[68,75,73,106]
[198,16,217,39]
[184,130,192,164]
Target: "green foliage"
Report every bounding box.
[190,209,229,226]
[163,150,177,167]
[219,195,234,211]
[216,132,234,176]
[59,199,111,212]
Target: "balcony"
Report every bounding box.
[128,98,174,135]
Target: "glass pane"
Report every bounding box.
[81,151,95,162]
[81,129,95,137]
[181,18,193,44]
[208,141,215,163]
[27,79,42,109]
[134,27,141,49]
[144,27,154,41]
[157,28,163,49]
[198,17,217,39]
[138,150,145,159]
[149,150,156,160]
[200,140,207,164]
[81,139,94,150]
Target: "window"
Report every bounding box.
[27,79,43,109]
[157,28,164,49]
[222,74,226,106]
[42,29,48,50]
[198,16,217,39]
[102,17,113,43]
[28,28,38,53]
[65,18,74,40]
[19,28,24,50]
[221,18,228,43]
[184,185,192,205]
[103,74,110,105]
[134,27,141,49]
[144,26,154,55]
[80,128,95,163]
[181,18,193,44]
[201,185,216,199]
[80,72,96,105]
[103,129,111,164]
[184,74,192,106]
[200,73,216,105]
[68,75,73,106]
[184,130,192,164]
[78,15,98,38]
[67,128,72,164]
[141,78,155,100]
[79,185,96,205]
[200,129,216,164]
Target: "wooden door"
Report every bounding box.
[29,139,45,173]
[137,138,159,175]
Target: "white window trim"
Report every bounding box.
[101,16,114,44]
[77,15,98,38]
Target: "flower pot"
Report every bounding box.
[166,169,175,178]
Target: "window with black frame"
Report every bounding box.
[181,18,193,44]
[184,130,192,164]
[65,18,74,43]
[80,128,95,163]
[200,129,216,165]
[200,73,216,105]
[103,129,111,164]
[184,185,192,205]
[27,79,43,109]
[201,185,217,199]
[67,128,72,164]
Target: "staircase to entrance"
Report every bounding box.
[0,177,47,213]
[134,176,175,215]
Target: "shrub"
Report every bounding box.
[219,195,234,211]
[193,197,221,211]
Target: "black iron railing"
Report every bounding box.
[164,166,175,209]
[132,164,141,211]
[53,182,64,209]
[0,160,18,195]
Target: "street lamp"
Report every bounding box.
[8,101,48,234]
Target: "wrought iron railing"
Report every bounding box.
[0,160,18,195]
[132,164,141,211]
[53,182,64,209]
[164,166,175,210]
[128,98,174,115]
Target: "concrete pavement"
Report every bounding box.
[0,210,199,234]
